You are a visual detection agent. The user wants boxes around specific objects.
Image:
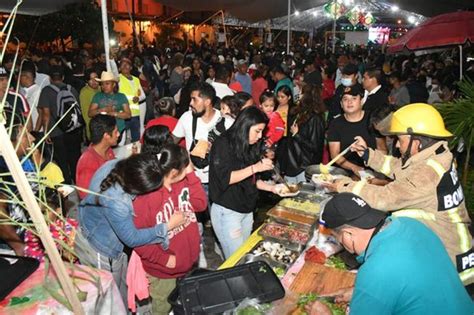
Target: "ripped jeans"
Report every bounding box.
[210,203,254,259]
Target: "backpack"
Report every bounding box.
[49,84,84,133]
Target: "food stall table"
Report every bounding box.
[0,262,126,315]
[219,226,263,270]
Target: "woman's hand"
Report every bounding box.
[351,136,367,157]
[253,158,274,173]
[166,255,176,268]
[166,212,185,230]
[290,123,299,136]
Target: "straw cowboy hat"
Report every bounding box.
[95,71,118,82]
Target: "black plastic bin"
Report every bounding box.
[169,261,285,314]
[169,268,213,315]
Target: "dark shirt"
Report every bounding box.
[406,81,429,103]
[209,135,258,213]
[363,88,388,115]
[303,69,322,87]
[38,82,79,138]
[327,112,377,167]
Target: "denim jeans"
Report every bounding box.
[210,203,253,259]
[126,116,141,142]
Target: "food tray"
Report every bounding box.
[267,206,317,229]
[236,240,300,279]
[259,222,311,250]
[178,261,285,314]
[277,198,323,216]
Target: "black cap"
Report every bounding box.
[321,193,387,229]
[342,84,364,97]
[342,63,359,75]
[49,65,64,77]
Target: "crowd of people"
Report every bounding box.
[1,40,473,314]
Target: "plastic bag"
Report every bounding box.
[225,298,273,315]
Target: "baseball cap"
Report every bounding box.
[342,84,364,97]
[342,63,359,75]
[0,67,8,77]
[321,193,387,229]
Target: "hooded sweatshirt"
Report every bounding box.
[133,171,207,278]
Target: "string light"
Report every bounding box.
[408,16,416,24]
[313,11,318,17]
[295,10,300,16]
[391,5,399,12]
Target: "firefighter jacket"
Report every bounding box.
[336,141,474,285]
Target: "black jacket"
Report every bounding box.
[276,113,326,177]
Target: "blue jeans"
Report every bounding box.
[126,116,141,142]
[210,203,253,259]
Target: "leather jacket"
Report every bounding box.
[277,113,326,177]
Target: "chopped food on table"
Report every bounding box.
[325,255,347,270]
[305,246,326,264]
[278,198,320,214]
[260,222,310,245]
[252,241,298,265]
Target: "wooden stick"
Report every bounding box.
[0,123,84,314]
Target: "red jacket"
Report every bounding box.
[322,79,336,100]
[265,111,285,147]
[132,172,207,278]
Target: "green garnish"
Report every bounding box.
[297,293,318,307]
[326,256,346,270]
[273,266,285,277]
[321,299,346,315]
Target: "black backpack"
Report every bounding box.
[49,84,84,133]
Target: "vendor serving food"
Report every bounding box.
[317,193,472,315]
[323,103,473,285]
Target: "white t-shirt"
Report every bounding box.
[173,109,222,183]
[211,81,234,99]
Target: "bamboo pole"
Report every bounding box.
[0,123,84,314]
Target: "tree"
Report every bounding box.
[13,1,115,50]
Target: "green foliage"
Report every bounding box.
[13,1,114,48]
[437,78,474,215]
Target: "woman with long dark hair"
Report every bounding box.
[276,85,294,136]
[209,106,280,259]
[277,83,326,183]
[75,153,185,303]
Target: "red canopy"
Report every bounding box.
[388,11,474,54]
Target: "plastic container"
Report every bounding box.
[176,261,285,314]
[259,222,311,250]
[267,206,317,229]
[168,268,212,315]
[277,198,323,216]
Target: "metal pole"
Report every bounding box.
[459,45,463,81]
[331,16,336,53]
[287,0,291,54]
[100,0,111,72]
[220,10,228,48]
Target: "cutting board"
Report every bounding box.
[289,261,356,295]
